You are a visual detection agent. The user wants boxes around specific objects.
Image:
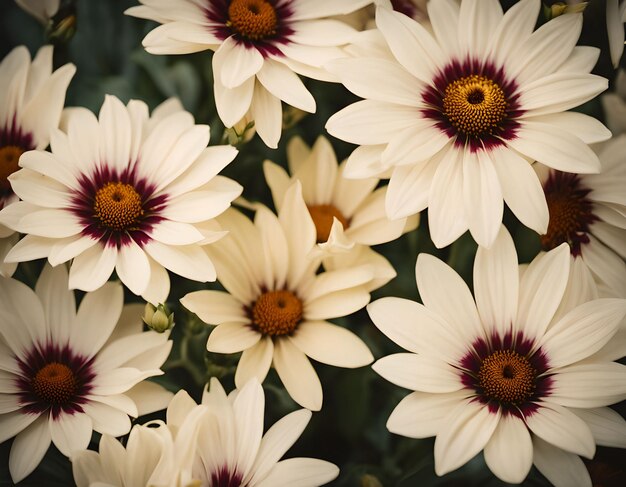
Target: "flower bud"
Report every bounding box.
[142,303,174,333]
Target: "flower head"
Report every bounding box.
[0,264,173,483]
[126,0,373,148]
[369,227,626,485]
[181,182,375,410]
[326,0,610,248]
[0,95,241,303]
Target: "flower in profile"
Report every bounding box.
[369,226,626,485]
[0,264,173,483]
[326,0,610,248]
[125,0,373,148]
[0,95,241,303]
[0,45,75,276]
[181,182,374,411]
[538,135,626,298]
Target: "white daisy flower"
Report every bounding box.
[326,0,611,248]
[125,0,373,148]
[0,264,173,483]
[264,135,418,248]
[192,378,339,486]
[0,45,74,276]
[368,226,626,485]
[538,135,626,298]
[0,95,241,303]
[181,182,374,411]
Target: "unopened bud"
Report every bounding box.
[544,2,587,20]
[224,116,256,146]
[143,303,174,333]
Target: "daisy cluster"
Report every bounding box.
[0,0,625,486]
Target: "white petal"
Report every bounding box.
[273,338,323,411]
[372,353,463,393]
[525,403,595,458]
[532,436,592,487]
[68,244,117,292]
[232,379,264,477]
[539,298,626,368]
[304,287,370,321]
[213,37,263,89]
[516,244,569,340]
[257,60,315,113]
[99,95,131,172]
[83,401,132,437]
[247,409,311,485]
[235,337,274,388]
[0,411,39,444]
[386,390,469,439]
[483,415,533,484]
[255,458,339,487]
[473,226,519,338]
[250,80,282,149]
[143,241,216,282]
[289,321,373,368]
[49,412,92,457]
[491,148,548,234]
[415,253,484,345]
[141,256,170,305]
[91,367,160,396]
[206,323,261,354]
[571,407,626,448]
[214,74,254,128]
[8,414,51,483]
[548,362,626,408]
[124,381,173,416]
[35,264,75,344]
[434,399,500,476]
[507,121,601,174]
[180,290,247,324]
[463,150,503,248]
[73,281,123,358]
[530,112,610,145]
[18,208,83,238]
[115,240,150,296]
[386,157,439,219]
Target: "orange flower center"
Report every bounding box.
[443,75,507,136]
[478,350,536,405]
[93,182,144,231]
[0,145,24,191]
[31,363,78,405]
[307,204,349,243]
[252,290,302,336]
[228,0,278,40]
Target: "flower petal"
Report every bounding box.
[49,412,92,457]
[483,415,533,484]
[273,338,322,411]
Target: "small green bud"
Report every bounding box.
[143,303,174,333]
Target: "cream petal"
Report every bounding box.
[207,323,261,354]
[525,403,595,458]
[386,157,439,220]
[289,321,373,368]
[386,390,469,439]
[483,415,533,484]
[273,338,323,411]
[433,399,500,476]
[532,435,591,487]
[0,410,39,444]
[235,337,274,388]
[91,367,160,396]
[115,240,151,296]
[529,112,610,145]
[83,401,132,437]
[214,74,254,128]
[141,256,170,305]
[180,290,247,325]
[8,414,51,483]
[68,243,117,292]
[458,0,503,60]
[473,226,519,338]
[516,244,569,340]
[372,353,463,393]
[49,412,92,457]
[250,81,282,149]
[257,60,315,113]
[213,37,263,89]
[232,379,264,477]
[99,95,132,173]
[254,458,339,487]
[143,241,216,282]
[35,264,75,345]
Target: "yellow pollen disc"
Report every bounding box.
[541,192,586,250]
[443,75,507,137]
[308,204,349,243]
[32,362,78,404]
[0,145,25,191]
[478,350,536,405]
[252,290,303,336]
[227,0,277,41]
[93,182,144,231]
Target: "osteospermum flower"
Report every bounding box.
[264,135,418,248]
[125,0,373,148]
[0,264,173,483]
[369,227,626,485]
[181,182,374,411]
[0,95,241,303]
[0,45,74,277]
[191,378,339,486]
[326,0,610,248]
[538,136,626,298]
